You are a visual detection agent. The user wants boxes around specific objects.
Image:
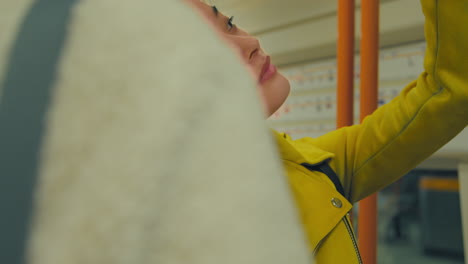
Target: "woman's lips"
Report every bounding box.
[259,56,277,84]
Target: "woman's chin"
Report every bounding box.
[261,73,290,116]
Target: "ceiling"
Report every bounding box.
[212,0,344,34]
[210,0,399,35]
[209,0,424,66]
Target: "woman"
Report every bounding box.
[186,0,468,263]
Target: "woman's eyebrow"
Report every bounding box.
[211,5,219,16]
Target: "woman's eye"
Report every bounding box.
[227,16,235,31]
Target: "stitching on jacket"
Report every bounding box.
[434,0,442,90]
[352,87,444,186]
[351,0,445,187]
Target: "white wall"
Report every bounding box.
[459,163,468,263]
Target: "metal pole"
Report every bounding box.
[337,0,355,129]
[358,0,379,263]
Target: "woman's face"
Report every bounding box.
[186,0,290,116]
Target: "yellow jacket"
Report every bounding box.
[275,0,468,263]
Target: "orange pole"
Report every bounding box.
[337,0,355,129]
[358,0,379,264]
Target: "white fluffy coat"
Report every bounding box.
[0,1,312,263]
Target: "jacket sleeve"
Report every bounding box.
[297,0,468,203]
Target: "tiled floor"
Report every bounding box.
[375,192,464,264]
[377,224,464,264]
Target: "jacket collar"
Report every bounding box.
[272,130,334,165]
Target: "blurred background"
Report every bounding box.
[214,0,468,263]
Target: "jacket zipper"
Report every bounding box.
[343,216,363,264]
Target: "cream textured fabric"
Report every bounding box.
[0,0,311,263]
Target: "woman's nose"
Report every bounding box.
[226,35,261,63]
